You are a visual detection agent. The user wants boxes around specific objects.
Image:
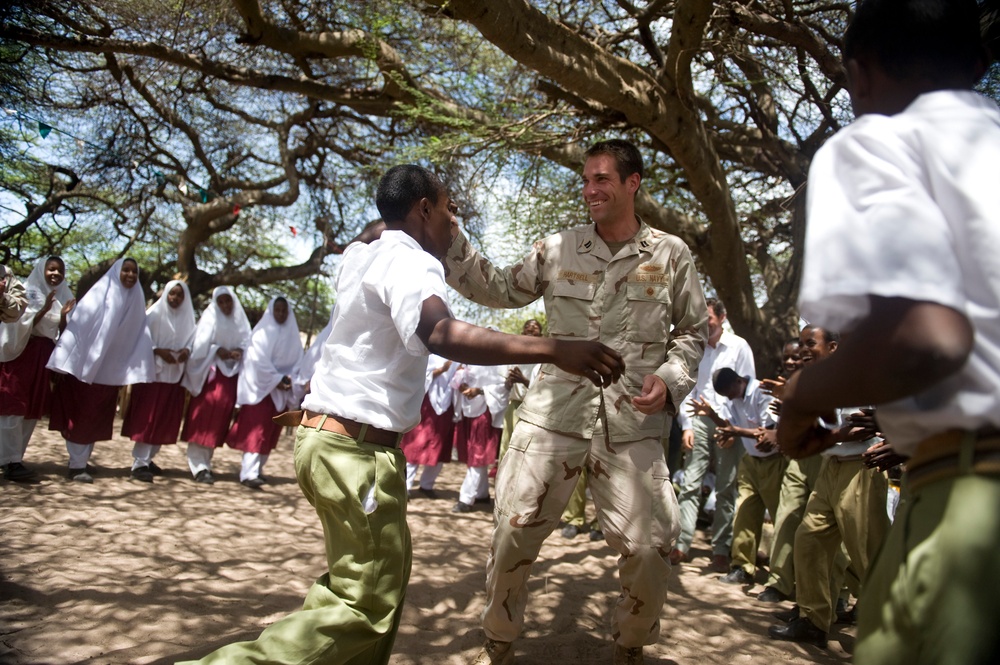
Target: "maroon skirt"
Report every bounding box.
[226,397,281,455]
[0,335,56,419]
[400,396,454,466]
[181,371,238,448]
[121,381,186,445]
[454,411,501,467]
[48,374,120,444]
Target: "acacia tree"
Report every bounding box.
[2,0,861,368]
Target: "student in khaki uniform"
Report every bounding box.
[445,139,707,665]
[695,367,786,586]
[778,1,1000,662]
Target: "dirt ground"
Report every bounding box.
[0,422,854,665]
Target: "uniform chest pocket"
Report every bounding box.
[625,282,671,343]
[547,280,596,339]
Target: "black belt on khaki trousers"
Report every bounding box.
[905,427,1000,491]
[273,410,402,448]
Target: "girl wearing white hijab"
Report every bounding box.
[47,257,155,483]
[180,286,251,484]
[0,256,75,481]
[120,280,196,482]
[226,296,302,488]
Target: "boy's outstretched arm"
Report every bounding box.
[416,296,624,388]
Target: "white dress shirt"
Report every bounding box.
[302,231,452,432]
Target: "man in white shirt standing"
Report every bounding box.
[671,298,755,572]
[777,1,1000,663]
[179,165,624,665]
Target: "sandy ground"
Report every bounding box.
[1,421,854,665]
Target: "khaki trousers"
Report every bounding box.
[795,456,888,631]
[764,455,824,595]
[484,420,678,648]
[730,453,788,574]
[856,442,1000,664]
[180,426,410,665]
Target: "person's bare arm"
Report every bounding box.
[416,296,624,387]
[779,297,973,459]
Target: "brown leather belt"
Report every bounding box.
[273,410,402,448]
[906,427,1000,491]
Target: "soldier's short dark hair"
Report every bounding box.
[585,139,643,182]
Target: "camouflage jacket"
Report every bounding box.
[444,219,707,443]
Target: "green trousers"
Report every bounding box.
[795,456,888,632]
[730,453,787,575]
[764,455,823,595]
[856,465,1000,665]
[179,425,411,665]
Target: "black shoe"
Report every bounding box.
[451,501,474,513]
[773,605,801,623]
[258,474,269,484]
[768,617,827,647]
[147,461,164,476]
[561,524,582,539]
[719,567,754,585]
[194,469,215,485]
[414,487,438,500]
[4,462,37,482]
[68,467,93,483]
[589,529,604,542]
[474,495,492,505]
[131,466,154,482]
[835,599,857,625]
[241,477,265,489]
[757,586,789,603]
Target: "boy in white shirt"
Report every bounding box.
[777,1,1000,662]
[689,367,785,585]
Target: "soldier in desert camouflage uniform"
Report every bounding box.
[445,139,707,665]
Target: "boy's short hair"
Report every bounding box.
[585,139,644,182]
[712,367,742,395]
[376,165,443,224]
[844,0,983,84]
[803,324,841,345]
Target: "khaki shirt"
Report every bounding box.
[444,219,707,443]
[1,265,27,323]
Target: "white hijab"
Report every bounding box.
[0,257,74,361]
[236,296,303,411]
[146,280,196,384]
[46,258,155,386]
[181,286,252,396]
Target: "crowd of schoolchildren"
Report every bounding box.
[0,256,321,489]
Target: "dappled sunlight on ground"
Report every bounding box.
[1,421,850,664]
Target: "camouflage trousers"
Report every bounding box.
[483,420,679,648]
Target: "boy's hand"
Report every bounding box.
[863,440,908,472]
[755,428,777,453]
[552,340,623,387]
[714,425,737,449]
[688,396,717,420]
[761,377,786,399]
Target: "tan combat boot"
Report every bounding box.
[470,639,514,665]
[613,644,644,665]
